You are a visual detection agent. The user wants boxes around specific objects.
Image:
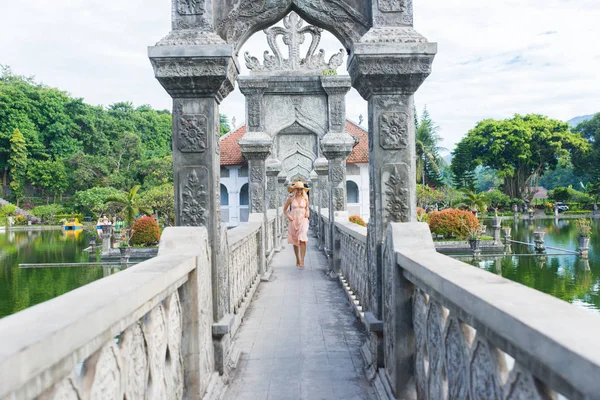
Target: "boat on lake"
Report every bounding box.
[63,218,83,230]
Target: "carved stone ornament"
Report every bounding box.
[244,12,345,74]
[382,164,410,223]
[360,26,427,44]
[251,165,265,183]
[334,187,345,210]
[178,114,208,152]
[380,112,409,149]
[177,0,204,15]
[378,0,407,12]
[330,165,345,184]
[181,168,208,226]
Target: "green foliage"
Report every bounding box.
[322,69,338,76]
[13,214,27,225]
[130,216,161,246]
[417,184,444,209]
[548,186,592,204]
[219,114,231,136]
[428,209,480,239]
[459,188,488,213]
[484,189,511,209]
[73,186,121,216]
[572,113,600,202]
[31,204,64,223]
[0,67,174,198]
[349,215,366,227]
[140,183,174,226]
[0,204,17,216]
[105,185,153,228]
[451,114,587,199]
[415,107,445,186]
[576,218,592,237]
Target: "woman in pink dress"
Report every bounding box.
[284,181,310,267]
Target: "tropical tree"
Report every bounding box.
[572,112,600,203]
[459,188,488,214]
[415,107,445,186]
[451,114,587,199]
[219,114,231,136]
[105,185,153,228]
[8,128,28,205]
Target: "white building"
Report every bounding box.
[220,119,370,227]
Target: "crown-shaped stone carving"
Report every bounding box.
[244,12,345,75]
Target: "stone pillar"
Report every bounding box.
[310,170,319,237]
[349,25,437,396]
[321,76,354,273]
[149,7,239,391]
[149,42,237,325]
[278,171,288,250]
[266,158,282,253]
[314,158,329,251]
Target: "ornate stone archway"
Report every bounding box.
[149,0,437,396]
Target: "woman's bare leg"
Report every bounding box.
[293,245,300,266]
[299,241,307,267]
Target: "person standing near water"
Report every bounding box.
[284,181,310,267]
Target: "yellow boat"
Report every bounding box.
[64,218,84,230]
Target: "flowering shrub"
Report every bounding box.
[130,216,161,246]
[349,215,366,227]
[428,209,479,239]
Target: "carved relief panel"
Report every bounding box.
[178,0,205,15]
[178,114,208,152]
[381,163,410,223]
[179,167,208,226]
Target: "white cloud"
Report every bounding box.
[1,0,598,149]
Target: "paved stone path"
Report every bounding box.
[225,240,376,400]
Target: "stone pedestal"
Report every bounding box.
[101,225,112,255]
[349,27,437,395]
[266,158,282,252]
[534,231,546,252]
[278,172,288,250]
[309,170,319,237]
[492,218,502,244]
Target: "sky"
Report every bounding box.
[0,0,599,151]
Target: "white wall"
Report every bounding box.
[220,166,248,227]
[346,163,370,222]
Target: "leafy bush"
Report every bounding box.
[549,186,593,204]
[349,215,366,227]
[428,209,480,239]
[55,213,84,222]
[14,215,27,226]
[0,204,17,216]
[417,207,429,223]
[31,204,65,223]
[576,218,592,237]
[130,216,161,246]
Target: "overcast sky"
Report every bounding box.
[1,0,598,150]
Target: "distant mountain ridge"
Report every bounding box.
[568,114,595,127]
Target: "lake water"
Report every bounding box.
[461,218,600,313]
[0,229,108,319]
[2,219,599,319]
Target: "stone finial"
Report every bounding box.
[266,158,283,176]
[244,12,345,75]
[238,132,272,160]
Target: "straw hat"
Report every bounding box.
[288,180,310,193]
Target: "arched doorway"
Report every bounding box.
[239,183,249,222]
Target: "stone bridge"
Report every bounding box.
[2,0,600,399]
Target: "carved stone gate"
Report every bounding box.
[149,0,437,396]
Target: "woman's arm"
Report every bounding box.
[283,197,293,221]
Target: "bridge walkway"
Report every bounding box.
[225,240,376,400]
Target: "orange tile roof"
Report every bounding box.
[219,119,369,166]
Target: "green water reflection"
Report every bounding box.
[0,229,107,319]
[462,218,600,313]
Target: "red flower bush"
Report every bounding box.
[349,215,366,227]
[130,216,161,246]
[428,209,479,239]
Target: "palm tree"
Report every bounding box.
[459,188,488,215]
[105,185,153,229]
[415,107,446,186]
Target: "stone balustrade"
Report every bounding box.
[265,210,277,261]
[335,221,368,311]
[227,222,262,316]
[384,222,600,399]
[0,228,215,400]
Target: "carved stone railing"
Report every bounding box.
[320,210,331,256]
[385,222,600,399]
[265,210,277,259]
[335,221,368,310]
[0,228,215,400]
[227,221,262,316]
